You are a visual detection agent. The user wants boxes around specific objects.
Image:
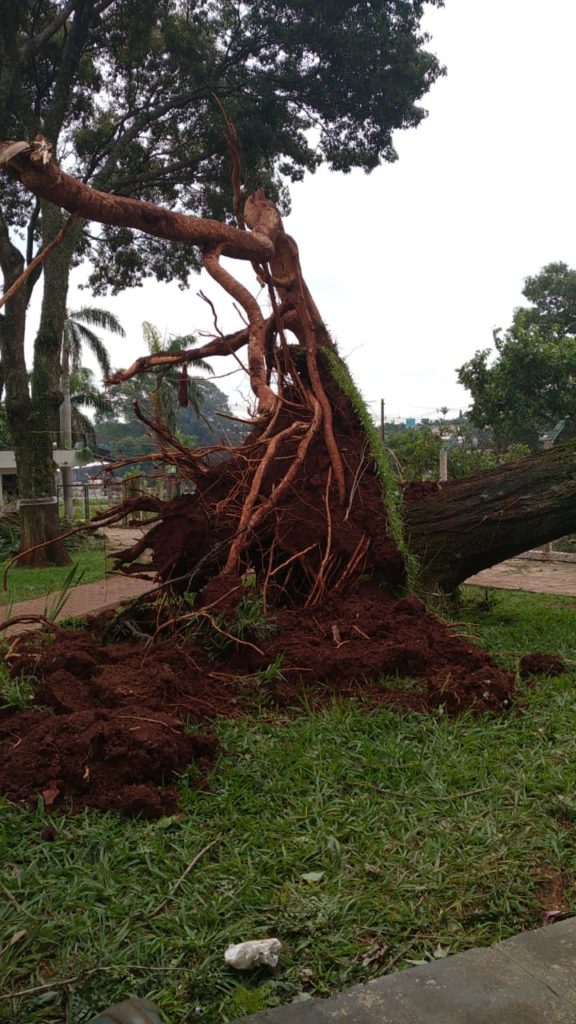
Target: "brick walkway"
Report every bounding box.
[466,556,576,596]
[3,548,576,640]
[0,574,155,636]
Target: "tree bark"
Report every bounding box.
[404,440,576,592]
[0,201,77,566]
[18,201,79,562]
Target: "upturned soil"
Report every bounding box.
[0,367,518,818]
[0,585,516,818]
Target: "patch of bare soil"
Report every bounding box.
[519,653,567,678]
[536,865,575,924]
[0,583,516,818]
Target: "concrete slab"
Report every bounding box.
[237,919,576,1023]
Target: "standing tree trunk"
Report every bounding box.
[0,200,75,566]
[20,202,82,564]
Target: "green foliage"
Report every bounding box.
[0,663,38,711]
[458,262,576,449]
[512,261,576,339]
[448,441,531,478]
[386,427,531,481]
[2,0,445,294]
[387,427,442,480]
[324,348,418,587]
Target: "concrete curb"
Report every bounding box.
[519,550,576,564]
[237,919,576,1023]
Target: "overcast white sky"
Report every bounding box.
[63,0,576,423]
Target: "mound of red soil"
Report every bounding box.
[0,362,519,818]
[519,653,567,678]
[1,707,216,818]
[0,585,516,818]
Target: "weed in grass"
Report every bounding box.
[240,655,286,704]
[43,562,87,621]
[373,673,425,693]
[0,666,37,710]
[57,614,87,630]
[184,594,278,659]
[224,983,275,1017]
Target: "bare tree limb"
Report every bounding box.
[0,142,274,262]
[0,213,78,311]
[107,328,252,383]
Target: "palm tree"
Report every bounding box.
[60,307,124,519]
[141,321,213,433]
[68,367,114,450]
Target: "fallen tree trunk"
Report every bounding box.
[404,439,576,592]
[5,137,576,602]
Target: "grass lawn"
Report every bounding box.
[2,587,576,1022]
[0,544,109,608]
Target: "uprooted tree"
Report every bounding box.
[4,137,576,822]
[3,139,576,602]
[3,139,576,607]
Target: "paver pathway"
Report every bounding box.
[0,574,154,636]
[0,526,154,636]
[466,555,576,596]
[3,530,576,640]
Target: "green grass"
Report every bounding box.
[0,545,108,607]
[2,588,576,1022]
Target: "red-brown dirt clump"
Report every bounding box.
[0,583,516,818]
[519,653,567,678]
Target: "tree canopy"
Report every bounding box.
[3,0,445,292]
[457,262,576,449]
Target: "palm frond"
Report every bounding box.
[71,388,114,416]
[71,407,97,449]
[169,333,214,376]
[67,324,113,377]
[68,307,126,337]
[66,321,84,369]
[143,321,164,354]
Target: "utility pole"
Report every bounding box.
[380,398,385,442]
[59,340,74,521]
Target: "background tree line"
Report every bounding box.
[457,262,576,451]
